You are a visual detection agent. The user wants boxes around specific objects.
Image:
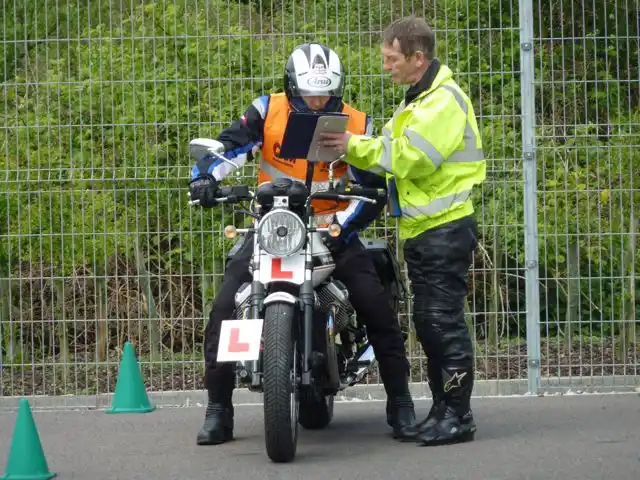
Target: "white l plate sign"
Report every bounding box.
[216,319,264,362]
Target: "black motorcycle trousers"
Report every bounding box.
[203,234,411,404]
[403,215,478,415]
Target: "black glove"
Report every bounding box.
[189,175,220,207]
[321,229,350,257]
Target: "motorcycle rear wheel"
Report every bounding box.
[299,393,334,429]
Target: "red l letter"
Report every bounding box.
[228,328,250,353]
[271,258,294,279]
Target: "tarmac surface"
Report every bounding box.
[0,393,639,480]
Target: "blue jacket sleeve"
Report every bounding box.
[191,95,269,181]
[334,115,388,242]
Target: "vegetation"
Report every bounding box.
[1,0,638,396]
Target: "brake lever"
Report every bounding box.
[338,194,377,204]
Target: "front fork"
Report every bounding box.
[238,233,265,391]
[237,233,316,391]
[299,230,316,387]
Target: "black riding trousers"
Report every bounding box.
[403,215,477,410]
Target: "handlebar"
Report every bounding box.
[306,184,386,207]
[188,182,385,209]
[188,184,252,207]
[337,184,387,200]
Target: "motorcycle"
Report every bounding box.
[188,138,407,463]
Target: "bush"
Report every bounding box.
[0,0,637,394]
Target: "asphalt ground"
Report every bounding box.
[1,394,639,480]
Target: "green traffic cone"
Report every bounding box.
[0,398,57,480]
[106,341,156,414]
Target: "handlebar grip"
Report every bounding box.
[340,185,387,199]
[217,186,234,198]
[310,192,342,202]
[216,184,251,202]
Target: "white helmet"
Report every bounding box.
[284,43,345,101]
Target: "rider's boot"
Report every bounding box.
[397,357,445,441]
[416,366,476,446]
[196,367,234,445]
[383,373,417,440]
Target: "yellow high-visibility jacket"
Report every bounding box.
[344,64,486,240]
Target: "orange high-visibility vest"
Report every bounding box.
[259,93,368,222]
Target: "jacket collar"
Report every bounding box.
[404,58,441,105]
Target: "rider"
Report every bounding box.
[188,43,417,445]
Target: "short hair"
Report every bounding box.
[382,15,436,60]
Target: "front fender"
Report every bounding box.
[263,291,298,306]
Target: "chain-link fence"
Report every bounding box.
[1,0,638,409]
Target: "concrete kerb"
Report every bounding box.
[1,376,638,412]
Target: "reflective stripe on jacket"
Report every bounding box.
[344,64,486,240]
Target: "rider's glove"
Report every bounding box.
[321,215,352,256]
[189,175,220,207]
[321,232,348,256]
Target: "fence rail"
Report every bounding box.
[1,0,638,409]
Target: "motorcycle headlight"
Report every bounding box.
[257,209,306,257]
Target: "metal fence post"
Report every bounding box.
[519,0,541,395]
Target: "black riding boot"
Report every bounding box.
[382,374,417,440]
[416,367,476,446]
[196,368,235,445]
[196,400,234,445]
[398,356,445,441]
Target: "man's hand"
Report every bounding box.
[189,175,220,207]
[319,132,352,155]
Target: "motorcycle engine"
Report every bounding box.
[315,280,355,333]
[233,282,252,319]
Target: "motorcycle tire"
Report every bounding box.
[263,301,299,463]
[299,394,334,430]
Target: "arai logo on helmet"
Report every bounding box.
[307,76,331,88]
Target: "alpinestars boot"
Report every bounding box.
[196,400,234,445]
[417,368,476,446]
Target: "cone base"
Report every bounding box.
[0,472,57,480]
[105,405,156,414]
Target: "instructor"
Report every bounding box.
[320,15,486,446]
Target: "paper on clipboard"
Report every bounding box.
[306,115,349,163]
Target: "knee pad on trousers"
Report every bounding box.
[412,288,473,371]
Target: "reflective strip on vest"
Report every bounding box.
[259,158,296,182]
[401,189,472,219]
[379,84,484,171]
[259,158,348,190]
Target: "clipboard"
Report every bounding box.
[279,111,349,163]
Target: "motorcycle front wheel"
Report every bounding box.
[262,301,300,463]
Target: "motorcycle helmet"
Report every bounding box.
[283,42,345,112]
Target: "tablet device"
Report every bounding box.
[279,111,349,162]
[307,115,349,163]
